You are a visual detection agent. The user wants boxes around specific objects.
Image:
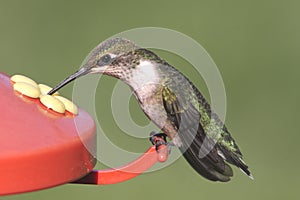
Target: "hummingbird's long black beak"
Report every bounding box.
[47,67,90,95]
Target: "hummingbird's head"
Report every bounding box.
[82,37,139,75]
[48,38,141,94]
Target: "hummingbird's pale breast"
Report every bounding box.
[121,60,182,145]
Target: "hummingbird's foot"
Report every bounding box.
[149,131,167,151]
[149,131,169,162]
[149,131,175,153]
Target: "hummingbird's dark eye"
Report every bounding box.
[100,54,111,64]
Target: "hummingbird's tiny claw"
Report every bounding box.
[149,132,169,163]
[149,132,167,147]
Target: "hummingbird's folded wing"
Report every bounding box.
[161,86,234,182]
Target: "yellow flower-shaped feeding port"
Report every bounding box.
[10,74,78,116]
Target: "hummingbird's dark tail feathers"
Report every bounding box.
[180,145,233,182]
[218,145,253,179]
[178,126,234,182]
[178,124,253,181]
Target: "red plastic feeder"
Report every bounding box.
[0,72,168,196]
[0,72,96,195]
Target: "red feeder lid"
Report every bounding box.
[0,73,96,195]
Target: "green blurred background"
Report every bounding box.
[1,0,299,199]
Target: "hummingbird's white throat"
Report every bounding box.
[126,60,161,95]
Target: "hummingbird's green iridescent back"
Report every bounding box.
[138,53,252,181]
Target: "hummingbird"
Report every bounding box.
[48,38,253,182]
